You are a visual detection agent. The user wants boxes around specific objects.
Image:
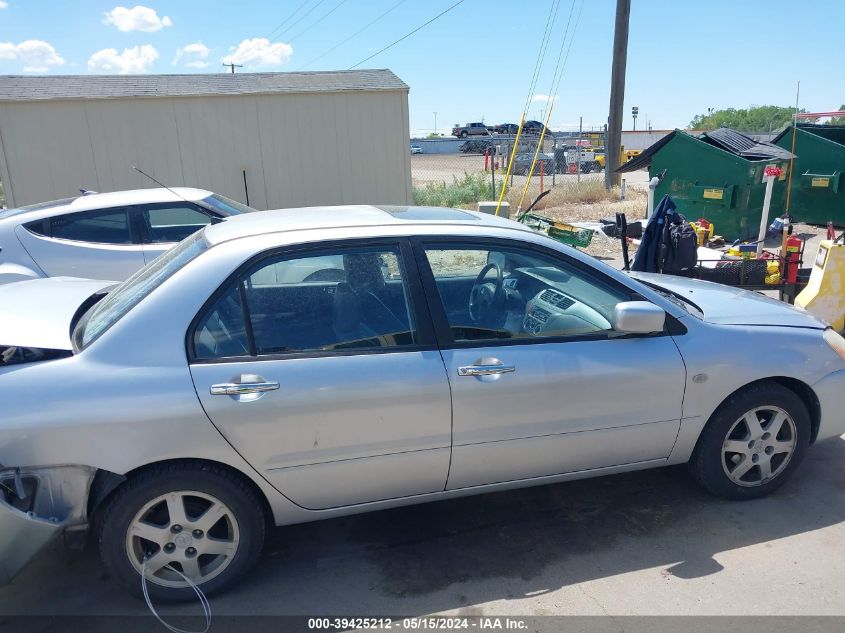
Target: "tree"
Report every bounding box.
[828,105,845,126]
[688,105,805,132]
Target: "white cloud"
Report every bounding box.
[222,38,292,68]
[173,41,209,68]
[0,39,65,72]
[0,2,8,9]
[103,5,172,32]
[532,94,560,103]
[88,44,158,74]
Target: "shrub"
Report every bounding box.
[413,173,506,208]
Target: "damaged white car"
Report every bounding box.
[2,205,845,601]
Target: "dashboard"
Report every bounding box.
[507,267,613,337]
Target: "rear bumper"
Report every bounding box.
[0,465,95,587]
[813,369,845,441]
[0,497,65,585]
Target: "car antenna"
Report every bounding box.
[132,165,192,204]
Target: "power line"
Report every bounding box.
[298,0,408,70]
[545,0,581,105]
[264,0,313,41]
[521,0,563,116]
[230,0,330,66]
[288,0,351,43]
[230,0,312,65]
[274,0,330,40]
[349,0,466,69]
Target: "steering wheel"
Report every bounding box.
[468,262,505,323]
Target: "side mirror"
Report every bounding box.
[611,301,666,334]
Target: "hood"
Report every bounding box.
[629,272,826,329]
[0,277,115,350]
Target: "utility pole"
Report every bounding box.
[223,62,243,74]
[604,0,630,190]
[433,112,437,136]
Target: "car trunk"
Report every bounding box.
[0,277,114,366]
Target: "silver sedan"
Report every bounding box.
[2,205,845,601]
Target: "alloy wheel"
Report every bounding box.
[721,406,797,487]
[125,490,240,588]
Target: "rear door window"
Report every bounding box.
[191,246,418,360]
[49,209,132,244]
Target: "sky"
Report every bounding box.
[0,0,841,136]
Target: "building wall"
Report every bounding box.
[0,89,412,209]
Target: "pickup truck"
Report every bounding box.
[451,122,489,138]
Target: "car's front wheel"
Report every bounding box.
[689,382,810,499]
[99,462,267,602]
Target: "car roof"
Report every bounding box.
[0,187,213,222]
[204,205,531,245]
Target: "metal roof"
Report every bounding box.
[0,70,408,102]
[701,128,794,160]
[617,128,794,173]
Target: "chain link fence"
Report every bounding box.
[410,134,610,214]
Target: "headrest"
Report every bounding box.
[343,253,385,293]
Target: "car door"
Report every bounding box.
[414,238,687,490]
[137,204,217,264]
[16,207,145,281]
[188,239,452,510]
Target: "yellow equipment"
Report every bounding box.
[794,240,845,331]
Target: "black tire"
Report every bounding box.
[99,462,267,602]
[689,382,810,500]
[460,131,468,138]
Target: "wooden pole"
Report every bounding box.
[604,0,630,190]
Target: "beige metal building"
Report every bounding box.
[0,70,412,209]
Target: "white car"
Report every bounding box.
[410,145,423,154]
[0,188,253,284]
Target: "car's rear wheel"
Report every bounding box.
[99,462,267,602]
[689,382,810,499]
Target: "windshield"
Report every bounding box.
[637,280,704,319]
[73,231,209,350]
[201,194,255,216]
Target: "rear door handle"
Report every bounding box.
[210,381,280,396]
[458,364,516,376]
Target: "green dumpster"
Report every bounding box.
[618,128,793,241]
[773,125,845,225]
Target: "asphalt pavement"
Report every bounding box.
[2,436,844,620]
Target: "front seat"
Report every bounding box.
[343,254,405,334]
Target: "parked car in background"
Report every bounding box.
[0,188,253,284]
[410,144,423,154]
[513,152,555,175]
[459,138,496,154]
[452,122,489,138]
[492,123,520,134]
[523,120,550,136]
[4,204,843,601]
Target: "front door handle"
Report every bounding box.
[458,364,516,377]
[210,381,280,396]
